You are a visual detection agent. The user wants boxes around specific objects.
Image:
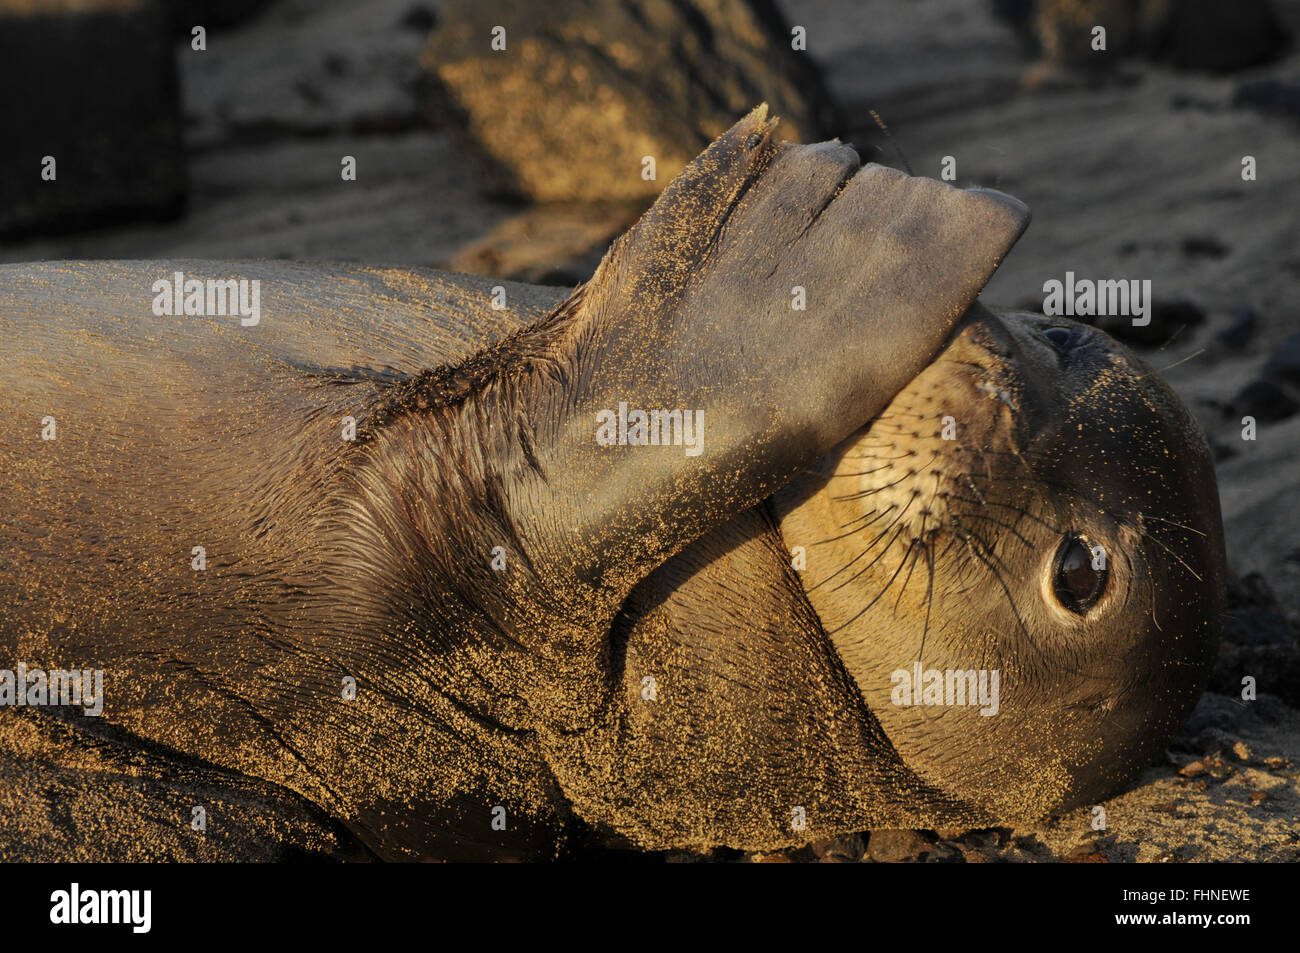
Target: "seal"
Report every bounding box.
[770,306,1227,826]
[540,302,1225,851]
[0,106,1222,859]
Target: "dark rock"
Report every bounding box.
[1010,833,1053,859]
[989,0,1040,55]
[1263,332,1300,387]
[1063,839,1108,861]
[1229,379,1299,423]
[0,0,185,239]
[1097,298,1205,347]
[1006,0,1286,80]
[1217,575,1298,703]
[1252,696,1298,727]
[810,832,865,863]
[1025,0,1168,68]
[423,0,839,202]
[1159,0,1287,73]
[321,52,349,78]
[1224,335,1300,421]
[926,842,965,862]
[1234,79,1300,121]
[399,5,438,34]
[989,0,1036,31]
[1169,92,1218,111]
[1180,236,1230,258]
[1224,608,1294,647]
[949,829,1008,862]
[1216,309,1258,350]
[1181,693,1247,739]
[1210,440,1238,463]
[168,1,270,33]
[866,829,935,862]
[1212,644,1300,708]
[1226,571,1280,611]
[1151,298,1208,330]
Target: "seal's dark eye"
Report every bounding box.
[1052,535,1107,614]
[1043,327,1073,350]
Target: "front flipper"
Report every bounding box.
[348,106,1029,732]
[540,504,989,851]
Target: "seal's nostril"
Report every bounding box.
[1043,327,1073,351]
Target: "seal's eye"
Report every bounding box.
[1052,535,1107,614]
[1043,327,1073,351]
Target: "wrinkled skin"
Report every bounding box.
[0,110,1221,860]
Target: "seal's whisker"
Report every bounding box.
[893,530,926,612]
[838,506,893,532]
[1143,515,1208,538]
[951,516,1064,672]
[894,535,925,608]
[1004,442,1039,487]
[832,451,939,503]
[870,410,930,421]
[851,424,936,438]
[1155,348,1205,373]
[968,463,1143,534]
[828,522,908,594]
[827,527,916,633]
[938,358,988,373]
[957,445,1153,530]
[1142,558,1164,633]
[1143,531,1204,583]
[806,505,889,545]
[841,447,917,458]
[945,493,1062,534]
[869,108,913,176]
[1157,323,1187,351]
[951,509,1036,550]
[831,463,905,476]
[913,487,942,665]
[961,528,1110,684]
[808,504,911,589]
[861,417,929,428]
[921,533,936,663]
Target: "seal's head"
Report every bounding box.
[776,305,1226,821]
